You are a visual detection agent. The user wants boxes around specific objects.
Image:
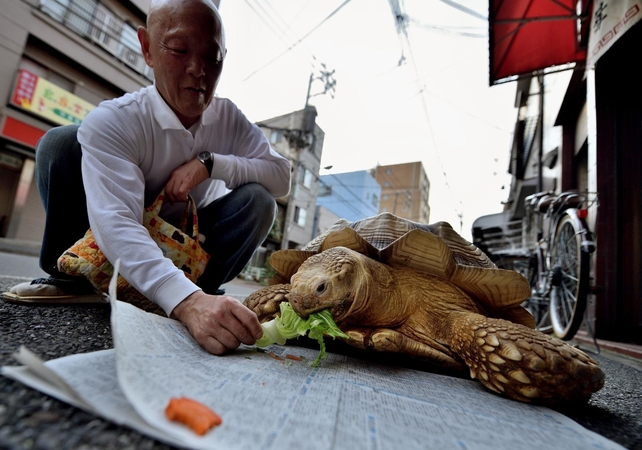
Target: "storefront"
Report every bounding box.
[0,66,95,241]
[486,0,642,343]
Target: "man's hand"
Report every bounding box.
[172,290,263,355]
[164,159,209,203]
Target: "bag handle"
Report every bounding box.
[146,189,200,238]
[179,196,199,237]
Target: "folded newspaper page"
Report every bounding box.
[1,262,625,450]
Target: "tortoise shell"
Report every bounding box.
[269,213,534,327]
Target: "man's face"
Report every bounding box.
[139,1,225,128]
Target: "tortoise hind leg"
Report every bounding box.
[449,312,605,404]
[243,284,290,322]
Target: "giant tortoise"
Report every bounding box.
[244,213,604,404]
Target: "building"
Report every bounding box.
[0,0,153,241]
[371,162,430,223]
[256,106,325,252]
[317,170,380,222]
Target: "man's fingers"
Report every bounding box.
[229,301,263,340]
[217,302,260,346]
[201,328,241,355]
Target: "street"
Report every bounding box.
[0,250,641,449]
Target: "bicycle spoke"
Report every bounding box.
[557,286,572,325]
[560,270,579,283]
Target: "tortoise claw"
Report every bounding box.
[243,284,291,322]
[450,313,605,404]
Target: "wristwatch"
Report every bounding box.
[197,151,213,177]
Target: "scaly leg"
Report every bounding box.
[449,312,604,404]
[244,284,290,322]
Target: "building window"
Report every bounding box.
[294,206,307,227]
[298,166,313,189]
[372,194,378,208]
[67,0,96,36]
[41,0,71,22]
[118,23,145,72]
[91,2,124,55]
[386,169,392,175]
[38,0,153,82]
[383,194,389,200]
[270,130,282,144]
[384,181,391,187]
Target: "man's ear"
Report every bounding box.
[138,26,153,67]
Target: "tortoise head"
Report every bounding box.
[288,247,359,322]
[288,246,397,326]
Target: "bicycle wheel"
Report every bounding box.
[519,250,553,334]
[548,212,590,340]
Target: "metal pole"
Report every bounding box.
[537,74,544,193]
[304,72,313,108]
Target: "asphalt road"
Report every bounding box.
[0,251,641,449]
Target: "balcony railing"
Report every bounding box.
[39,0,154,82]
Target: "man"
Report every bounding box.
[6,0,291,355]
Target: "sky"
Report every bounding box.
[215,0,519,240]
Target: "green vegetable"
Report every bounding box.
[255,302,349,367]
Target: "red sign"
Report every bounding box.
[11,69,39,109]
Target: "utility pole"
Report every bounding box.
[305,64,337,108]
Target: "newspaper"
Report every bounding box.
[1,264,625,450]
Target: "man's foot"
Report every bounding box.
[2,277,108,305]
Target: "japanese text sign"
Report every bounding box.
[11,69,95,126]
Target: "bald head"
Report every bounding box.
[147,0,225,46]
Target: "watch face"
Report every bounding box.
[199,152,210,161]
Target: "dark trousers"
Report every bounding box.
[35,124,276,294]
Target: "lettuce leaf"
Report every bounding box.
[255,302,349,367]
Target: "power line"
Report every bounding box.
[408,17,486,38]
[243,0,316,68]
[243,0,354,81]
[436,0,486,21]
[387,0,464,227]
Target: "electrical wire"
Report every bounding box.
[436,0,486,21]
[243,0,354,81]
[387,0,464,226]
[408,17,487,38]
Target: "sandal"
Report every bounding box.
[2,278,108,305]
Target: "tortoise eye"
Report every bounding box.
[316,283,326,294]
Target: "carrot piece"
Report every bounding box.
[285,354,302,361]
[165,397,222,435]
[268,351,284,361]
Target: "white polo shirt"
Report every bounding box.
[78,85,290,315]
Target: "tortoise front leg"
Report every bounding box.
[244,284,291,322]
[449,312,605,404]
[342,326,466,371]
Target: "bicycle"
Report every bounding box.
[519,190,598,341]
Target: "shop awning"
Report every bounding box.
[489,0,589,85]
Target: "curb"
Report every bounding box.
[572,331,642,361]
[0,238,41,257]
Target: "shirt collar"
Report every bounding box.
[149,84,220,130]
